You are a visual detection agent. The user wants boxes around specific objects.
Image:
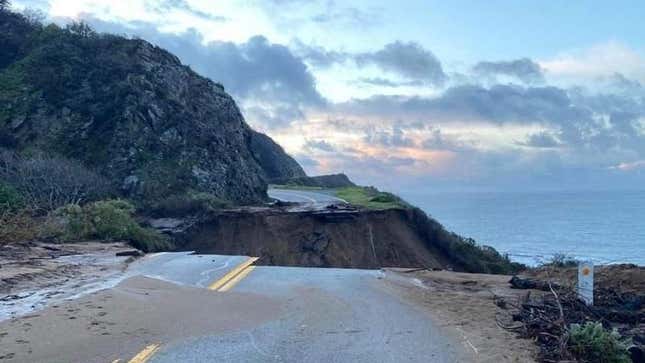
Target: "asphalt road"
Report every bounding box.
[133,253,465,362]
[0,253,469,362]
[268,188,346,207]
[148,263,463,362]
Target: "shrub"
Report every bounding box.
[0,210,37,244]
[545,253,578,268]
[369,192,398,204]
[0,150,114,212]
[569,322,631,363]
[336,186,409,210]
[150,192,231,217]
[44,199,172,252]
[0,181,22,212]
[409,207,525,274]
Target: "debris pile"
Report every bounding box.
[497,272,644,362]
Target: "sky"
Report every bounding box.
[11,0,645,193]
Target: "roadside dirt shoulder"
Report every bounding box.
[381,269,537,363]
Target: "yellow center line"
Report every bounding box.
[208,256,259,291]
[128,343,160,363]
[218,265,256,291]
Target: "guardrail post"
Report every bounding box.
[577,260,594,306]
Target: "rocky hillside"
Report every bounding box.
[0,11,305,204]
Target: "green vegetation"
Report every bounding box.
[150,191,232,217]
[42,200,171,252]
[543,253,578,268]
[0,181,22,212]
[569,322,631,363]
[438,232,524,274]
[0,210,37,244]
[270,174,355,189]
[270,184,324,191]
[406,207,525,274]
[336,186,409,210]
[0,150,114,212]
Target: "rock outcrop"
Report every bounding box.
[0,12,304,204]
[249,131,306,181]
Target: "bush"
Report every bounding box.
[336,186,409,210]
[44,199,172,252]
[569,322,631,363]
[150,192,231,217]
[0,181,22,212]
[0,210,37,244]
[545,253,578,268]
[369,192,398,204]
[0,150,114,212]
[409,207,525,274]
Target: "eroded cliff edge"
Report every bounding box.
[168,207,521,274]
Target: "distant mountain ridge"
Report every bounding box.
[0,11,305,204]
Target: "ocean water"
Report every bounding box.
[400,190,645,266]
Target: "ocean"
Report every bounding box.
[400,190,645,266]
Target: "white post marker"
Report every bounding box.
[577,260,594,306]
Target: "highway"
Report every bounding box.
[0,252,470,362]
[268,188,346,207]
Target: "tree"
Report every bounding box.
[0,150,114,212]
[66,21,96,38]
[0,0,10,11]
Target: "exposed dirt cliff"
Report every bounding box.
[173,207,521,273]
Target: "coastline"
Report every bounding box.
[399,189,645,267]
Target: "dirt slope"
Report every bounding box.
[178,208,453,269]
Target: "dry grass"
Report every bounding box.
[0,210,37,244]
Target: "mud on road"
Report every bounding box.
[0,242,135,321]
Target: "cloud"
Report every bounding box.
[335,85,583,127]
[295,40,445,86]
[356,41,446,85]
[517,131,562,148]
[422,128,475,152]
[610,160,645,171]
[354,77,424,88]
[473,58,544,84]
[198,35,324,105]
[364,127,414,147]
[609,73,643,92]
[304,139,335,152]
[148,0,229,22]
[291,40,349,68]
[244,104,306,129]
[253,0,382,33]
[310,5,381,27]
[539,42,645,84]
[318,82,645,189]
